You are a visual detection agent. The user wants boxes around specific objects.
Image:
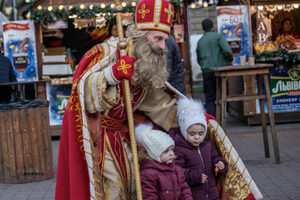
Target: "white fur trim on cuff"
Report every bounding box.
[104,65,120,85]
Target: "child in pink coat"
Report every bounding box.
[135,123,193,200]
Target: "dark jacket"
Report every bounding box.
[140,159,193,200]
[166,35,185,94]
[0,54,16,83]
[0,54,17,103]
[169,127,228,200]
[196,31,233,73]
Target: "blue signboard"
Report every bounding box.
[217,5,252,64]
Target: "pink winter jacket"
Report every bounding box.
[140,160,193,200]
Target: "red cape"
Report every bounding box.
[55,44,104,200]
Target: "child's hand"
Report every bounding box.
[201,174,207,183]
[216,161,225,170]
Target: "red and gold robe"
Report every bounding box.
[55,36,262,200]
[55,37,178,200]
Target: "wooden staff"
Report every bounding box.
[113,1,143,199]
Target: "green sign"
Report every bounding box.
[56,95,70,114]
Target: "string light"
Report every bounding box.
[277,5,283,10]
[203,2,208,7]
[294,4,299,9]
[131,2,136,7]
[191,3,196,9]
[89,5,94,10]
[25,0,31,3]
[122,2,127,7]
[110,4,115,8]
[100,4,106,8]
[59,5,64,10]
[69,5,73,10]
[198,1,203,5]
[68,14,77,19]
[37,5,42,10]
[48,6,53,11]
[80,4,85,9]
[258,5,264,10]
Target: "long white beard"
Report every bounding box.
[131,37,168,89]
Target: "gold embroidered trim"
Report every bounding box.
[104,178,110,200]
[89,73,97,112]
[242,168,246,176]
[248,178,253,187]
[170,111,177,128]
[207,123,251,199]
[97,73,111,110]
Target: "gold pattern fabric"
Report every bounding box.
[207,124,251,200]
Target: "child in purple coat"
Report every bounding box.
[135,123,193,200]
[169,98,228,200]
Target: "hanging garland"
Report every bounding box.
[30,4,136,25]
[29,1,187,25]
[255,49,300,64]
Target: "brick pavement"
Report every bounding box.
[0,116,299,200]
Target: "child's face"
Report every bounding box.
[160,145,175,164]
[187,124,206,147]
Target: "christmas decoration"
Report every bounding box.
[29,0,213,26]
[255,49,300,64]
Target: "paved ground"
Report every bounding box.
[0,115,299,200]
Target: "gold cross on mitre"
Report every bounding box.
[164,4,174,23]
[138,4,150,19]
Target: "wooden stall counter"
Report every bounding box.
[211,64,280,164]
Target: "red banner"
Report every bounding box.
[217,8,243,16]
[3,23,30,32]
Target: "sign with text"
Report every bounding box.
[46,82,72,126]
[217,5,252,64]
[256,62,300,113]
[252,9,272,44]
[3,20,38,82]
[269,67,300,112]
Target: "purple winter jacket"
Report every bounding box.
[140,160,193,200]
[169,128,228,200]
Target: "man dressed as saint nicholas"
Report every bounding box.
[55,0,261,199]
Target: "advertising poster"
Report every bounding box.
[217,5,252,64]
[269,63,300,112]
[256,62,300,113]
[3,20,38,82]
[174,24,184,43]
[46,82,72,126]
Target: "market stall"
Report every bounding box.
[28,0,197,133]
[29,0,136,133]
[0,18,53,182]
[225,0,300,124]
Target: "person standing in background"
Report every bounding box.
[166,35,186,94]
[0,54,17,103]
[274,18,299,40]
[196,18,233,117]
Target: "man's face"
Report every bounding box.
[146,31,169,50]
[130,29,169,89]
